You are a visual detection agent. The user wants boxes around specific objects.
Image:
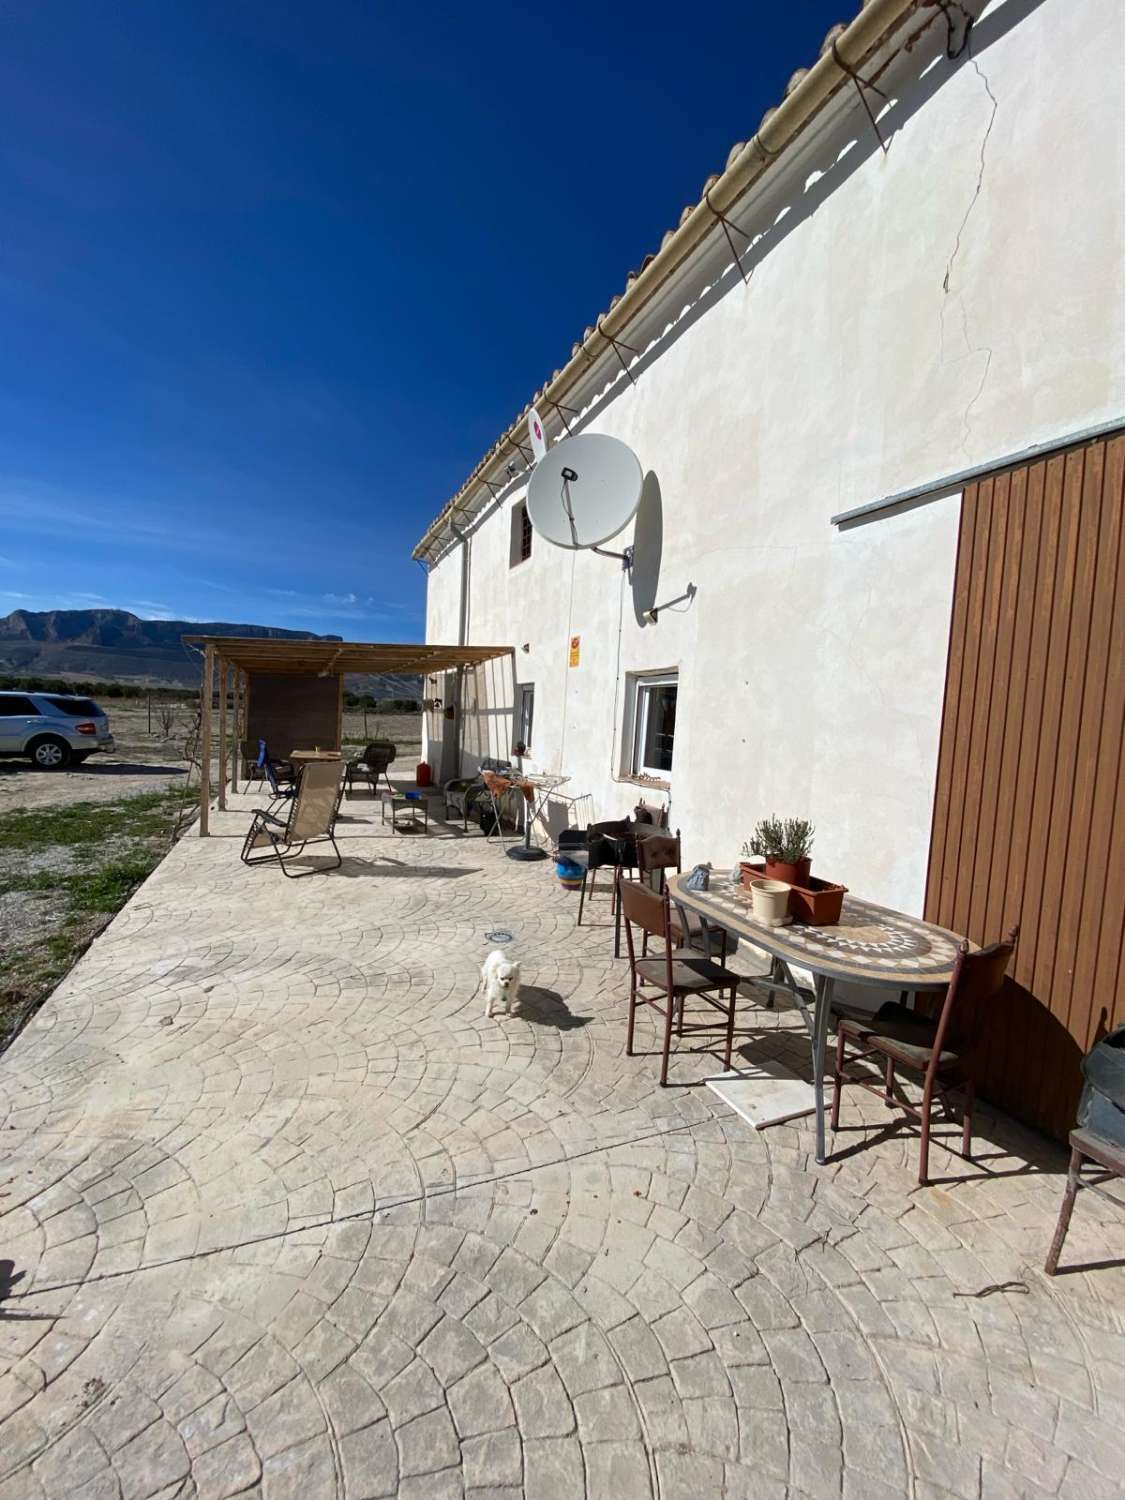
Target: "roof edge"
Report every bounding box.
[413,0,930,565]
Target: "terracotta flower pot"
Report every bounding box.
[764,857,811,886]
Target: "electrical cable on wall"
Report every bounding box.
[557,547,577,771]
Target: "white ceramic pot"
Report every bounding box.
[750,878,791,926]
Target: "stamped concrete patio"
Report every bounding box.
[1,779,1123,1500]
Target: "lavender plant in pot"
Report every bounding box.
[742,817,814,887]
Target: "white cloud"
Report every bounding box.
[120,599,177,620]
[323,592,359,606]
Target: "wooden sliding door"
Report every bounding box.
[925,432,1125,1139]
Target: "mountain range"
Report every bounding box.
[0,609,421,698]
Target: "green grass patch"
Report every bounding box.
[0,785,190,852]
[0,785,193,1051]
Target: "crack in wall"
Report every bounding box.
[940,39,1000,456]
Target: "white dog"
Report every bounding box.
[482,950,521,1018]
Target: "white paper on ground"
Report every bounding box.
[707,1060,817,1129]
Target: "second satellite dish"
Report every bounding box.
[526,433,643,550]
[527,407,547,463]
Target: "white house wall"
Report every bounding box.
[424,0,1125,915]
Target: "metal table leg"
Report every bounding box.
[812,973,834,1165]
[507,785,550,862]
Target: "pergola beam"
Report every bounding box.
[181,636,512,677]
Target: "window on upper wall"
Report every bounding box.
[628,671,678,779]
[509,501,533,567]
[515,683,534,753]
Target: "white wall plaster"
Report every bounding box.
[423,0,1125,916]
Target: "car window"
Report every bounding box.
[0,695,41,716]
[44,697,101,716]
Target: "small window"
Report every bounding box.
[45,697,101,716]
[629,672,677,778]
[515,684,534,752]
[509,501,533,567]
[0,695,40,716]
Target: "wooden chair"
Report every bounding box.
[619,878,741,1087]
[1044,1128,1125,1274]
[636,830,730,961]
[830,927,1018,1184]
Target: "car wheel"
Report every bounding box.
[29,736,71,770]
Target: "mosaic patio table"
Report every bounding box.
[667,872,966,1164]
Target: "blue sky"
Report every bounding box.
[0,0,843,640]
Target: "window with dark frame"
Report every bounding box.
[509,501,533,567]
[0,695,40,717]
[516,684,534,751]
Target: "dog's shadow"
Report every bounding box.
[513,986,592,1032]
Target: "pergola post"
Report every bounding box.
[231,670,243,794]
[217,655,228,811]
[199,643,214,837]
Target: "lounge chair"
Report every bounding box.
[241,758,346,877]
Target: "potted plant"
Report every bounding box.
[742,817,814,886]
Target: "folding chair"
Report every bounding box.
[241,759,346,877]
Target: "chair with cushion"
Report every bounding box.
[1045,1024,1125,1273]
[241,758,346,877]
[345,741,396,798]
[619,877,741,1087]
[830,926,1018,1184]
[443,759,512,830]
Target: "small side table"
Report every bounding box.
[381,792,429,832]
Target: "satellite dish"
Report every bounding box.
[526,433,643,550]
[527,407,547,463]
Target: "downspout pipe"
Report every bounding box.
[414,0,926,563]
[449,520,469,648]
[449,520,470,777]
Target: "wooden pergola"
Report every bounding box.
[183,635,513,835]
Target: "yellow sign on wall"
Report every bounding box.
[569,635,581,667]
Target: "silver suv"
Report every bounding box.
[0,691,115,769]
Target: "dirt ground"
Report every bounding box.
[0,698,191,814]
[0,700,423,815]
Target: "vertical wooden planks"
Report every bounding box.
[926,434,1125,1138]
